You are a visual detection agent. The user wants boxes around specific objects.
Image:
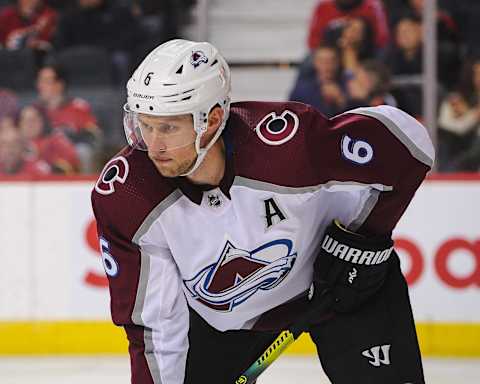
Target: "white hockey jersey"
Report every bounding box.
[91,102,434,384]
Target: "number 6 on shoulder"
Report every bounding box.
[341,134,374,165]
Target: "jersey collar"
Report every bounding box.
[173,149,235,205]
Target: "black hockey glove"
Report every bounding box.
[313,220,394,313]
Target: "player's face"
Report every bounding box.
[139,113,198,177]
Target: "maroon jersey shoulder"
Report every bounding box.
[229,102,433,188]
[229,101,331,186]
[321,108,433,187]
[91,146,176,241]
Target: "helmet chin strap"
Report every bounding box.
[180,99,230,177]
[180,117,227,177]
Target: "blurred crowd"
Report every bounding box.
[0,0,479,175]
[290,0,480,172]
[0,0,195,176]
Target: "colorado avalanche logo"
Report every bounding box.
[190,50,208,68]
[184,238,297,312]
[255,110,299,146]
[95,156,129,195]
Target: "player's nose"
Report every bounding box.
[148,131,168,152]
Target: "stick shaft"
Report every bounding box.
[234,291,333,383]
[235,331,296,384]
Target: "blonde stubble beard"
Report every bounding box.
[153,156,196,178]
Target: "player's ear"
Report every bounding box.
[207,105,224,134]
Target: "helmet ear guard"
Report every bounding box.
[124,39,231,175]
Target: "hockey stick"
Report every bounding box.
[234,286,334,384]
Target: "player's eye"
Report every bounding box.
[158,124,179,134]
[141,123,153,132]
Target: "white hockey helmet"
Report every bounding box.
[123,39,231,175]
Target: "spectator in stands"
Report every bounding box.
[388,0,456,32]
[297,10,376,107]
[382,0,407,29]
[307,0,389,54]
[404,0,457,37]
[437,58,480,172]
[346,60,396,109]
[0,115,17,133]
[0,88,19,122]
[437,91,480,171]
[386,13,423,118]
[54,0,139,83]
[18,104,80,173]
[0,89,19,140]
[459,58,480,108]
[36,64,101,172]
[388,13,422,76]
[289,44,347,117]
[393,0,460,87]
[0,123,51,176]
[325,16,375,73]
[0,0,57,52]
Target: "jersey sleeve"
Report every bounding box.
[91,192,189,384]
[308,105,435,237]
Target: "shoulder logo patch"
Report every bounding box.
[95,156,129,195]
[255,110,299,146]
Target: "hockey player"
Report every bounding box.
[92,39,434,383]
